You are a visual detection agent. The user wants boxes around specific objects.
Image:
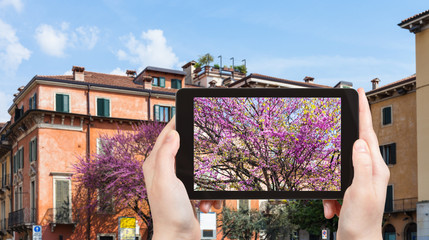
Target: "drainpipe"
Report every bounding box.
[86,84,91,240]
[148,92,151,121]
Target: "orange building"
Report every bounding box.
[0,66,185,240]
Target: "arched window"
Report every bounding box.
[404,222,417,240]
[383,224,396,240]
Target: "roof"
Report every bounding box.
[143,66,186,76]
[229,73,330,88]
[399,10,429,26]
[37,71,179,94]
[366,74,416,95]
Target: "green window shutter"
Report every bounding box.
[33,93,37,109]
[29,97,33,110]
[21,148,24,169]
[390,143,396,165]
[56,94,63,112]
[152,77,158,86]
[13,155,16,173]
[154,105,160,121]
[171,107,176,118]
[104,99,110,117]
[383,107,392,125]
[97,98,104,116]
[55,180,70,222]
[385,185,393,212]
[63,94,69,112]
[160,77,165,88]
[29,141,32,162]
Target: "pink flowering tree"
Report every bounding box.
[194,97,341,191]
[74,121,164,239]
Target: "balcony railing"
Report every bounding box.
[45,208,74,224]
[385,198,418,213]
[8,208,36,228]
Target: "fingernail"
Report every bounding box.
[354,139,368,153]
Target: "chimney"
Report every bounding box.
[371,78,380,90]
[182,61,197,85]
[72,66,85,81]
[304,76,314,83]
[17,86,25,92]
[143,75,153,90]
[126,70,137,77]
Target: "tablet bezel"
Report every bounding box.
[175,88,358,199]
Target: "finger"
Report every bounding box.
[199,201,212,213]
[150,116,176,154]
[357,89,390,189]
[323,200,342,219]
[153,129,180,181]
[351,139,373,189]
[323,200,336,219]
[357,88,379,153]
[213,200,223,209]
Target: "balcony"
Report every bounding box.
[0,218,8,235]
[44,208,77,232]
[8,208,35,232]
[385,198,418,213]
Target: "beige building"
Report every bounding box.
[0,122,13,240]
[367,75,418,240]
[399,9,429,240]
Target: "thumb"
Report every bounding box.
[351,139,373,189]
[154,130,180,179]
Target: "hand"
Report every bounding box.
[323,88,390,240]
[143,117,221,240]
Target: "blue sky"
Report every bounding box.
[0,0,427,121]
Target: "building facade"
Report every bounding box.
[0,66,185,240]
[399,9,429,240]
[367,75,418,240]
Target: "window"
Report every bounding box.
[152,77,165,87]
[29,93,37,110]
[96,138,108,155]
[13,147,24,173]
[171,79,182,89]
[154,105,175,122]
[380,143,396,165]
[15,186,23,210]
[97,189,114,214]
[54,178,71,223]
[1,162,6,188]
[56,94,70,113]
[30,180,36,222]
[382,106,392,126]
[385,185,393,213]
[29,138,37,162]
[239,199,249,212]
[97,98,110,117]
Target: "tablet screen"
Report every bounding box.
[193,97,341,192]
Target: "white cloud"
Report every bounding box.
[35,24,68,57]
[0,91,12,122]
[63,70,73,75]
[0,19,31,73]
[35,23,100,57]
[72,26,100,50]
[0,0,23,12]
[117,29,179,69]
[109,67,127,76]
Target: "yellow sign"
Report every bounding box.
[120,217,136,229]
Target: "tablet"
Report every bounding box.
[175,88,358,199]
